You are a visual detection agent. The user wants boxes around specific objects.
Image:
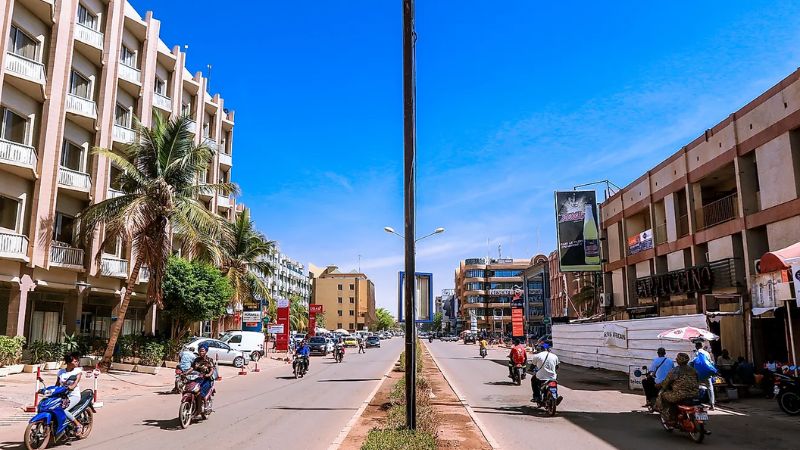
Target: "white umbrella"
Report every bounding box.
[657,326,718,341]
[334,328,350,334]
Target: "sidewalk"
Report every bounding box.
[0,357,284,426]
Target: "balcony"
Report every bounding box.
[203,137,218,152]
[65,94,97,120]
[118,63,141,85]
[58,166,91,191]
[138,265,150,283]
[153,92,172,112]
[186,119,197,134]
[5,52,46,85]
[217,194,231,209]
[107,188,124,199]
[654,222,667,245]
[112,124,136,144]
[74,23,103,51]
[678,214,690,237]
[101,256,129,278]
[0,138,37,171]
[0,232,29,261]
[218,151,232,167]
[696,193,738,231]
[49,242,84,269]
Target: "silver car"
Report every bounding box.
[186,338,246,368]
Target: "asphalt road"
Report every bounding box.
[425,340,800,450]
[0,338,402,450]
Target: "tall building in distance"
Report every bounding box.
[310,264,376,332]
[0,0,237,341]
[598,67,800,364]
[262,250,311,304]
[522,255,550,337]
[435,289,457,334]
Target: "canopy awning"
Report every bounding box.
[759,242,800,273]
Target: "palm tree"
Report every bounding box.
[289,295,308,332]
[221,207,275,313]
[77,114,237,366]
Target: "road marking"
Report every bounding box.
[423,341,502,450]
[327,353,399,450]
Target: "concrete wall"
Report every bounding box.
[756,133,797,209]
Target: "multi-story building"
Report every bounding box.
[522,255,550,337]
[0,0,237,342]
[599,67,800,363]
[262,250,311,304]
[435,289,457,334]
[454,257,532,335]
[547,250,595,320]
[310,264,376,332]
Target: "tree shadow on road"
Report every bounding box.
[275,376,298,380]
[484,381,517,386]
[142,417,184,431]
[317,378,382,382]
[266,406,358,411]
[0,442,25,450]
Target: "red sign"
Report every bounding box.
[276,303,290,352]
[511,307,524,338]
[309,304,324,314]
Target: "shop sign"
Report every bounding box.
[267,324,284,334]
[629,366,644,390]
[242,311,261,323]
[602,323,628,348]
[635,264,713,299]
[489,289,515,296]
[511,307,524,338]
[627,229,654,256]
[752,270,790,309]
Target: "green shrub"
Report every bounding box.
[27,341,49,364]
[0,335,26,366]
[61,333,81,355]
[361,429,435,450]
[46,342,63,362]
[139,341,165,366]
[163,337,191,361]
[116,335,138,361]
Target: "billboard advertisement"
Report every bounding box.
[398,272,434,323]
[555,190,601,272]
[627,229,654,256]
[275,298,290,352]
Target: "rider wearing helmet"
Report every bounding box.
[295,339,311,371]
[192,343,217,400]
[507,338,528,379]
[530,343,562,405]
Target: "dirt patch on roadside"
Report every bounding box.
[339,365,401,450]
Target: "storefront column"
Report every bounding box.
[5,275,35,336]
[64,285,89,335]
[144,303,157,336]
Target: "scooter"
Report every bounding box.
[480,347,487,358]
[658,398,710,443]
[334,346,345,363]
[24,382,95,450]
[509,359,526,386]
[178,371,215,429]
[773,370,800,415]
[293,356,309,378]
[531,379,561,416]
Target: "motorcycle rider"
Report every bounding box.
[295,339,311,372]
[173,346,197,393]
[334,338,346,361]
[192,343,216,405]
[655,352,700,426]
[55,352,84,434]
[479,337,488,356]
[643,347,674,407]
[530,343,562,405]
[507,338,527,379]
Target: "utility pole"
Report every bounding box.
[402,0,417,431]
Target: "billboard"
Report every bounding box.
[627,229,654,256]
[555,190,601,272]
[397,272,434,323]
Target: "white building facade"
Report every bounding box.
[264,251,311,304]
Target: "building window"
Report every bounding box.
[60,141,85,172]
[76,4,98,30]
[103,234,124,257]
[349,297,354,304]
[488,270,523,278]
[8,25,38,61]
[337,284,343,290]
[69,70,91,99]
[349,284,354,290]
[465,269,484,278]
[337,310,342,317]
[0,107,28,145]
[465,282,483,291]
[348,323,354,329]
[0,196,20,232]
[337,297,342,303]
[349,310,354,316]
[181,100,193,116]
[54,212,75,245]
[114,104,131,127]
[109,164,123,190]
[337,323,342,329]
[154,78,167,96]
[120,46,137,67]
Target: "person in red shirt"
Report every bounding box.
[508,338,528,379]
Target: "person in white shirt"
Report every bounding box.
[529,343,562,405]
[55,352,84,434]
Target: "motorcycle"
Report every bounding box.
[531,379,560,416]
[178,371,215,429]
[659,398,709,443]
[293,355,309,378]
[24,382,95,450]
[480,347,487,358]
[636,366,658,412]
[334,347,345,363]
[509,360,526,386]
[773,371,800,415]
[429,335,434,343]
[174,367,189,393]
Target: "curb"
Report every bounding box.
[327,358,398,450]
[422,341,501,450]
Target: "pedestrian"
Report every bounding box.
[716,349,735,386]
[358,338,365,354]
[643,347,674,407]
[693,340,717,409]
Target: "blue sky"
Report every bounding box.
[137,0,800,316]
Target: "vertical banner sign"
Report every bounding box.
[242,298,263,332]
[792,265,800,308]
[398,272,434,323]
[555,190,601,272]
[308,304,324,337]
[511,306,524,338]
[275,298,290,352]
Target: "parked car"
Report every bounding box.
[441,335,458,342]
[219,330,265,360]
[308,336,330,356]
[185,338,246,368]
[343,336,358,347]
[366,336,381,348]
[463,334,476,344]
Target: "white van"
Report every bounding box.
[220,330,265,360]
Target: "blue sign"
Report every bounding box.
[398,272,434,323]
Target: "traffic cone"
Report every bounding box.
[24,367,42,412]
[252,358,260,373]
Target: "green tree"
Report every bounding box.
[431,312,443,333]
[315,312,326,329]
[221,208,275,311]
[289,295,308,331]
[374,308,395,331]
[77,114,236,366]
[161,256,234,338]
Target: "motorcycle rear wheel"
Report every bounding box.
[179,401,193,429]
[547,398,557,416]
[689,422,706,443]
[778,391,800,415]
[294,365,299,379]
[24,420,50,450]
[76,409,94,439]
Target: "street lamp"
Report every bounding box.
[384,226,445,243]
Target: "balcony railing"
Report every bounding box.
[112,124,136,144]
[696,193,738,231]
[0,232,29,260]
[101,256,129,278]
[118,63,141,84]
[153,92,172,111]
[217,194,231,209]
[218,151,232,166]
[74,23,104,50]
[58,166,92,190]
[678,214,690,237]
[65,94,97,119]
[0,138,37,169]
[654,222,667,245]
[203,137,218,152]
[5,52,46,84]
[138,265,150,283]
[49,242,84,268]
[107,188,124,199]
[186,119,197,134]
